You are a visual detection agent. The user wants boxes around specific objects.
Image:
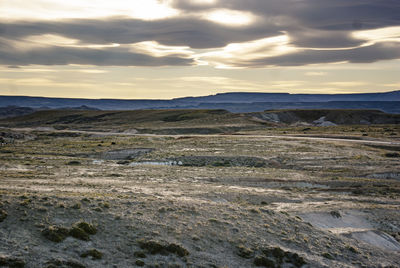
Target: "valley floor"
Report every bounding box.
[0,127,399,267]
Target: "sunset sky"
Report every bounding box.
[0,0,399,99]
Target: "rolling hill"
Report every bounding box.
[1,109,399,135]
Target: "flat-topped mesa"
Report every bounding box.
[1,90,399,111]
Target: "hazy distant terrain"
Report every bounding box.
[1,91,400,113]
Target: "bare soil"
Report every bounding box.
[0,127,399,267]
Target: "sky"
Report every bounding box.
[0,0,399,99]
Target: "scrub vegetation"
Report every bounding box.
[0,110,399,267]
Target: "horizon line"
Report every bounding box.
[0,90,399,101]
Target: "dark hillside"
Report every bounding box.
[0,106,35,119]
[0,109,262,133]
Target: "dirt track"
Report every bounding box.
[6,127,400,145]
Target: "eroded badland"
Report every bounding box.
[0,110,399,267]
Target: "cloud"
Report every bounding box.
[0,43,193,66]
[352,26,400,43]
[224,42,400,68]
[1,67,56,73]
[173,0,400,30]
[197,34,297,68]
[269,81,305,88]
[324,81,368,87]
[383,82,400,87]
[78,69,108,74]
[305,72,327,76]
[200,9,258,26]
[0,77,97,88]
[172,0,400,49]
[0,17,280,49]
[0,0,180,21]
[129,41,193,58]
[288,29,364,49]
[0,0,399,67]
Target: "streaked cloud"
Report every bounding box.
[324,81,368,87]
[1,0,399,68]
[0,38,194,66]
[177,76,265,89]
[197,35,297,68]
[227,42,400,68]
[352,26,400,43]
[0,0,399,98]
[305,72,327,76]
[1,67,56,73]
[201,9,257,26]
[0,77,94,88]
[130,41,194,58]
[383,82,400,87]
[269,81,305,89]
[0,0,180,21]
[78,69,108,74]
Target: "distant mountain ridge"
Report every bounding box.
[174,91,400,103]
[0,90,399,113]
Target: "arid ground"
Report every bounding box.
[0,112,399,267]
